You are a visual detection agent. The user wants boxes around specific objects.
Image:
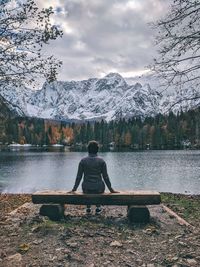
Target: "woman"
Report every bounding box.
[71,140,117,214]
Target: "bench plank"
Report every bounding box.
[32,190,161,206]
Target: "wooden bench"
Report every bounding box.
[32,190,161,223]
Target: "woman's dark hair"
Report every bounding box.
[88,140,99,154]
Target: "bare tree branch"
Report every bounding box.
[0,0,63,89]
[151,0,200,94]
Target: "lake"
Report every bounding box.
[0,150,200,194]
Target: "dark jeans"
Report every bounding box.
[82,183,105,209]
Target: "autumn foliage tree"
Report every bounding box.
[0,0,63,88]
[5,107,200,149]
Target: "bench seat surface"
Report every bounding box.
[32,190,161,205]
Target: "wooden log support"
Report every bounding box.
[162,204,194,228]
[32,190,161,206]
[127,205,150,223]
[39,204,64,221]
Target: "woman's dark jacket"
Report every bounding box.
[72,154,113,192]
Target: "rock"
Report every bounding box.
[164,255,179,265]
[65,242,78,248]
[171,256,179,261]
[31,225,41,233]
[127,249,136,254]
[39,204,64,221]
[178,241,187,246]
[31,214,46,223]
[110,241,123,247]
[49,255,57,262]
[125,239,134,244]
[143,226,158,235]
[0,249,7,259]
[135,259,143,265]
[10,233,18,236]
[63,248,71,254]
[3,253,22,267]
[103,260,111,265]
[146,264,155,267]
[175,235,183,239]
[32,239,43,245]
[186,259,197,265]
[127,206,150,223]
[55,247,66,252]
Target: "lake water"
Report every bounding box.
[0,150,200,194]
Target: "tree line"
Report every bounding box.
[2,107,200,150]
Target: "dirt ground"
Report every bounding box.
[0,193,199,267]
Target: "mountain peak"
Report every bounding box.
[104,72,124,80]
[99,72,127,89]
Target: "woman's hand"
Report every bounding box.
[110,189,119,193]
[68,190,77,194]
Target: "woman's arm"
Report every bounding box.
[102,161,118,193]
[72,161,84,191]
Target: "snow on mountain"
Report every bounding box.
[0,85,32,116]
[160,87,200,114]
[0,73,199,121]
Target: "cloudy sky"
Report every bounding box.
[38,0,170,81]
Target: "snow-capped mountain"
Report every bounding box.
[0,73,200,121]
[0,95,19,118]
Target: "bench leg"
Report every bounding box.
[39,204,64,221]
[127,205,150,223]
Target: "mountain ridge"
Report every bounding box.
[0,73,200,121]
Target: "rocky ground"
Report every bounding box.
[0,193,199,267]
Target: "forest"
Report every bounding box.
[2,107,200,150]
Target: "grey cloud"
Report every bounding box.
[41,0,169,80]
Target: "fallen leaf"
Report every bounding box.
[18,243,30,253]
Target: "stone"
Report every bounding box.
[65,242,78,248]
[103,261,111,265]
[175,235,183,239]
[39,204,64,221]
[110,241,123,247]
[0,249,7,259]
[186,259,197,265]
[127,249,136,254]
[49,255,57,262]
[32,239,43,245]
[135,259,143,265]
[178,241,187,246]
[171,256,179,261]
[127,206,150,223]
[55,247,66,252]
[143,226,158,235]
